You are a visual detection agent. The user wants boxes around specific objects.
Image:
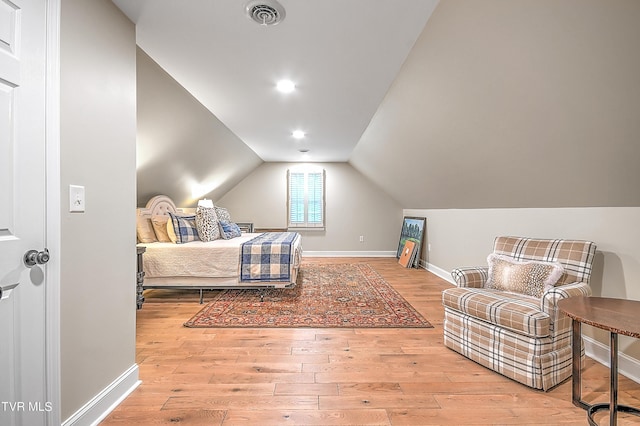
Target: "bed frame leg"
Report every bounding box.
[199,289,203,304]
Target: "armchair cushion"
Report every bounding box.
[442,287,550,338]
[485,254,564,298]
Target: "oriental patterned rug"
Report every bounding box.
[184,263,432,328]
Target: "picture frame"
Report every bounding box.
[396,216,426,268]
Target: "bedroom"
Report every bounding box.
[7,0,638,424]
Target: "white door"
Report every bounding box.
[0,0,50,425]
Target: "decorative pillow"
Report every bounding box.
[151,215,172,243]
[136,216,157,243]
[167,219,177,243]
[218,220,242,239]
[195,207,220,242]
[167,212,200,244]
[485,254,564,298]
[214,205,232,222]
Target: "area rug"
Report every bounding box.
[184,263,432,328]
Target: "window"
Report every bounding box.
[287,168,325,229]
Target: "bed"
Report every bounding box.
[136,195,302,308]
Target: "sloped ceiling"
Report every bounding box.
[131,0,640,209]
[113,0,438,162]
[350,0,640,209]
[136,49,262,207]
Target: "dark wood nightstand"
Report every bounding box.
[236,222,254,233]
[136,246,146,309]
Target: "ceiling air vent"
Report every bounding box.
[245,0,286,26]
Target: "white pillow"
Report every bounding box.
[136,216,157,243]
[150,215,172,243]
[166,217,177,243]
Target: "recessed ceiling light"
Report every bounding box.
[292,130,305,139]
[276,79,296,93]
[298,148,309,153]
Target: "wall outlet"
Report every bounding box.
[359,235,364,243]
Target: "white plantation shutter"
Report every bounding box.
[287,168,325,229]
[307,171,323,225]
[288,171,305,224]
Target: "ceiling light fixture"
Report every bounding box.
[276,79,295,93]
[292,130,305,139]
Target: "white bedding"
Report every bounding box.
[138,233,265,279]
[136,196,302,308]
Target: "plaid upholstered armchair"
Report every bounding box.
[442,236,596,390]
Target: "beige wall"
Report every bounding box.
[351,0,640,209]
[349,0,640,379]
[217,162,403,253]
[406,207,640,371]
[60,0,137,420]
[136,48,263,208]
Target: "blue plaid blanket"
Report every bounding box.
[240,232,299,282]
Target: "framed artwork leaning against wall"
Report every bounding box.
[396,216,426,268]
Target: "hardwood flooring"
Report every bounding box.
[101,258,640,425]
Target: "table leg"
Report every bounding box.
[610,332,618,425]
[585,331,640,426]
[571,319,588,409]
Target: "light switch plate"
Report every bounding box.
[69,185,85,212]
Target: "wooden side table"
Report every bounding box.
[558,296,640,426]
[136,246,146,309]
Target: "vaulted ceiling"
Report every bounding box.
[112,0,438,162]
[118,0,640,209]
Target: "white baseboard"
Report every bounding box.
[424,262,455,285]
[62,364,140,426]
[583,336,640,385]
[303,251,396,257]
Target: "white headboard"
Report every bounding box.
[137,195,184,218]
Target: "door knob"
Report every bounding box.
[24,248,50,267]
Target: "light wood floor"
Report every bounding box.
[101,258,640,425]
